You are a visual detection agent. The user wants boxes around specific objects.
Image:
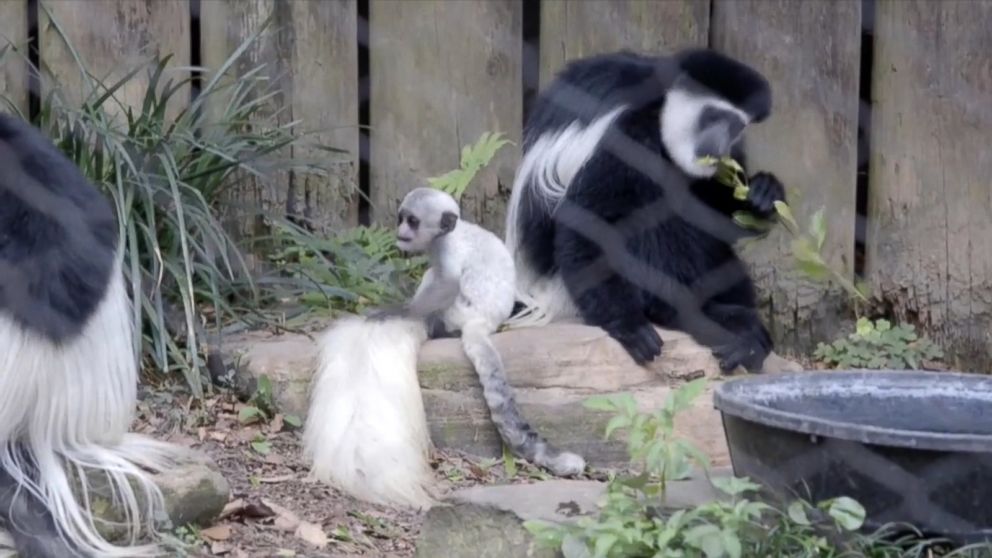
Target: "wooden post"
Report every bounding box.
[200,0,360,242]
[710,0,862,352]
[868,0,992,369]
[0,0,29,117]
[369,0,522,234]
[39,0,191,122]
[540,0,709,86]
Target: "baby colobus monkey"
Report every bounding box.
[373,188,586,477]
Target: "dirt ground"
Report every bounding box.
[136,380,616,558]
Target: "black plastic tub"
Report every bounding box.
[713,370,992,544]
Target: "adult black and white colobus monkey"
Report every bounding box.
[304,188,585,509]
[504,48,785,374]
[0,113,180,557]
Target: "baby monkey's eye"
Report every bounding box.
[408,216,419,228]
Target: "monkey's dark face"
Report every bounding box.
[396,208,429,254]
[396,208,459,254]
[661,87,750,178]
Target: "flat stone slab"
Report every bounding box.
[230,321,801,468]
[416,470,731,558]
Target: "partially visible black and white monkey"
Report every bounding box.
[0,112,183,557]
[504,48,785,374]
[304,187,585,509]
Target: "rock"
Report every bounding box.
[416,471,731,558]
[88,450,230,540]
[0,450,230,554]
[230,322,803,467]
[154,451,231,529]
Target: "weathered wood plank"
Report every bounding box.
[0,0,28,116]
[200,0,360,241]
[369,0,522,233]
[867,0,992,369]
[540,0,709,87]
[711,0,862,352]
[285,0,360,230]
[39,0,190,121]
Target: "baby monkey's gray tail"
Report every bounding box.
[459,320,586,477]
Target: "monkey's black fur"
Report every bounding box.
[515,49,784,373]
[0,113,117,557]
[0,112,118,345]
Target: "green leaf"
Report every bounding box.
[584,395,618,412]
[810,207,827,250]
[283,414,303,428]
[593,533,618,558]
[773,200,800,232]
[787,501,812,526]
[732,211,772,232]
[719,156,745,175]
[238,406,264,424]
[502,444,518,477]
[251,440,272,455]
[711,476,761,497]
[825,496,866,531]
[671,377,709,412]
[721,530,742,558]
[733,185,749,201]
[604,415,630,440]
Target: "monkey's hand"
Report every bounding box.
[603,317,663,366]
[364,304,409,322]
[745,172,785,218]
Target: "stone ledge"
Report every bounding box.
[230,321,800,468]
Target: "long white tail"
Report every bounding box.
[303,315,436,510]
[0,263,185,557]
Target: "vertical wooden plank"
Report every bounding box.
[868,0,992,369]
[540,0,710,87]
[39,0,190,121]
[369,0,522,233]
[200,0,359,240]
[711,0,862,351]
[200,0,283,245]
[286,0,360,230]
[0,0,29,116]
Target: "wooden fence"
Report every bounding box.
[0,0,990,369]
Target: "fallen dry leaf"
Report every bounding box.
[199,524,232,541]
[295,521,329,549]
[270,413,284,433]
[262,499,301,532]
[210,541,234,555]
[259,474,295,484]
[218,498,247,520]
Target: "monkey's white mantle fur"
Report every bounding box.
[303,315,436,509]
[0,261,185,557]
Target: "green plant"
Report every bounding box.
[814,317,944,370]
[525,379,959,558]
[265,219,427,315]
[702,156,868,305]
[266,130,508,319]
[427,131,512,200]
[0,14,349,395]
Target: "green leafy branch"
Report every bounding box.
[427,131,512,200]
[700,156,868,304]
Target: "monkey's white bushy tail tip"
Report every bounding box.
[303,315,437,510]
